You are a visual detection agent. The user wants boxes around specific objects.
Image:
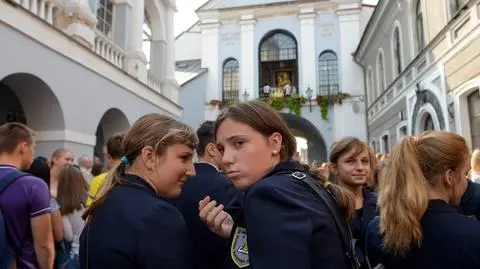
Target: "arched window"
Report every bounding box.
[382,135,390,153]
[377,51,386,95]
[96,0,114,38]
[143,10,152,69]
[259,31,298,96]
[222,58,240,104]
[393,27,402,76]
[415,0,425,52]
[423,113,435,131]
[318,51,339,96]
[468,90,480,148]
[367,68,375,104]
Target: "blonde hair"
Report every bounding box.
[470,148,480,172]
[50,148,71,167]
[84,113,198,219]
[379,131,468,256]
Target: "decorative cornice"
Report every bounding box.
[113,0,133,8]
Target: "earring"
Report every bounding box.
[273,150,277,155]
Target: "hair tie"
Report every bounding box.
[120,156,130,165]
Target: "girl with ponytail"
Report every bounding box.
[366,131,480,268]
[79,113,198,269]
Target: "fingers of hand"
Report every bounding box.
[206,204,224,226]
[199,196,211,211]
[199,200,217,221]
[213,210,229,231]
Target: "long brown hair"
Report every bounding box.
[83,113,198,220]
[215,100,354,218]
[379,131,469,256]
[57,165,88,215]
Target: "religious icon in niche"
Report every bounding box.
[276,71,294,96]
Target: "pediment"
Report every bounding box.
[197,0,296,11]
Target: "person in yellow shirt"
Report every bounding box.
[86,133,124,206]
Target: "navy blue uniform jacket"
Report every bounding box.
[366,200,480,268]
[165,163,243,269]
[227,161,351,269]
[460,180,480,220]
[79,174,192,269]
[351,188,378,268]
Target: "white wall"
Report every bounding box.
[175,32,202,61]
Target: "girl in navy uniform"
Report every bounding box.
[328,137,378,269]
[199,101,358,269]
[366,132,480,268]
[79,114,198,269]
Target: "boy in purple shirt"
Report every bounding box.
[0,122,54,269]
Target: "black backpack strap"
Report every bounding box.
[290,171,360,269]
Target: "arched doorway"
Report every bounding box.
[421,113,435,131]
[94,108,130,162]
[258,30,298,97]
[0,73,65,157]
[280,113,327,163]
[0,82,27,125]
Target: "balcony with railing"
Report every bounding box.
[3,0,167,98]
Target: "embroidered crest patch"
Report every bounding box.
[231,226,249,268]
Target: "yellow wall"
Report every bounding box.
[445,35,480,90]
[425,0,448,41]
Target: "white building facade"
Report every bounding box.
[354,0,480,153]
[176,0,374,162]
[0,0,180,159]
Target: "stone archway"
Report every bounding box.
[0,73,65,157]
[411,89,445,134]
[280,113,327,163]
[94,108,130,161]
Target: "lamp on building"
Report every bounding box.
[242,89,250,102]
[306,86,313,112]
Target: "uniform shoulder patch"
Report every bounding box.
[231,226,249,268]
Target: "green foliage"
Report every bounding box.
[260,95,305,116]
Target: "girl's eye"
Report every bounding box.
[234,141,244,148]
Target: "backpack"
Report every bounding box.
[0,170,29,269]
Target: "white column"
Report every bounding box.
[162,5,180,102]
[239,15,256,100]
[150,39,166,80]
[200,20,221,121]
[299,4,317,97]
[333,4,367,141]
[165,7,176,80]
[200,21,221,102]
[126,0,147,82]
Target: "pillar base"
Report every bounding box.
[126,51,148,82]
[162,78,180,102]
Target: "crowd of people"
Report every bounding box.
[1,100,480,269]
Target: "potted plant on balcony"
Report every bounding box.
[315,92,351,120]
[261,88,305,117]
